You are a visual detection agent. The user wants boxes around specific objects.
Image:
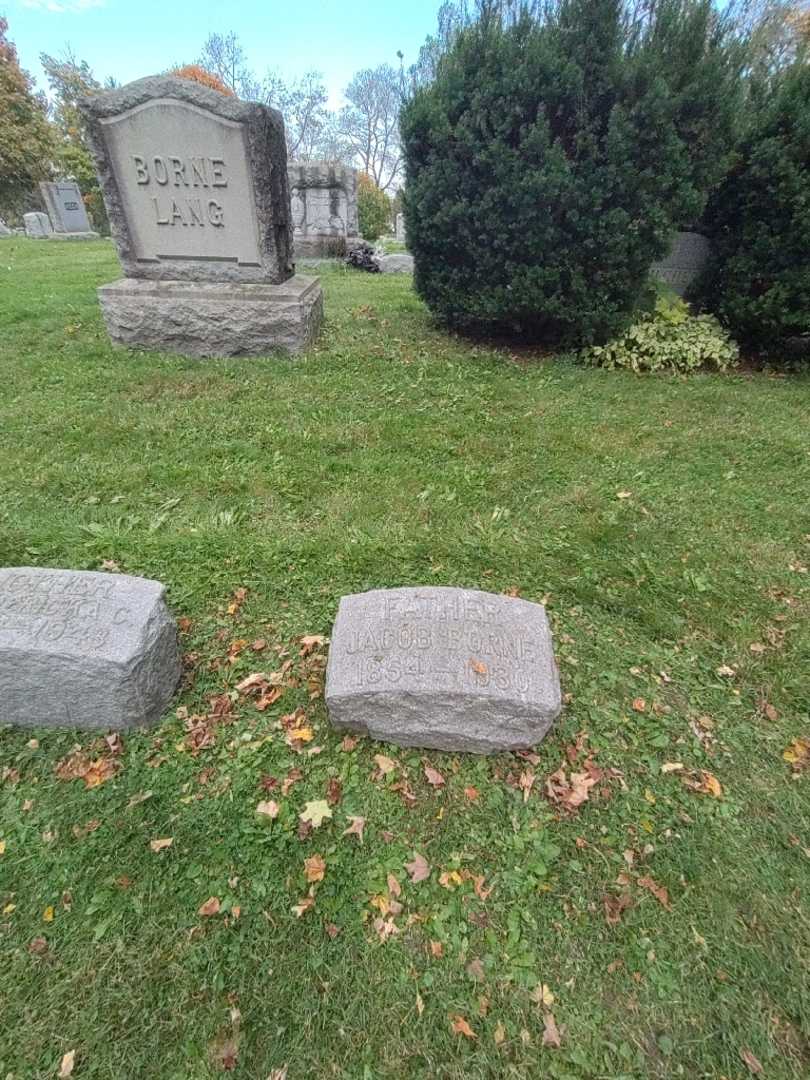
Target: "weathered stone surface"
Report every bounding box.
[288,162,361,258]
[395,212,406,244]
[0,568,180,731]
[24,212,53,239]
[377,253,414,274]
[0,219,12,236]
[325,586,562,753]
[39,180,96,235]
[79,76,294,284]
[651,231,710,296]
[98,275,323,357]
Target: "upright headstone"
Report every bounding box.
[325,586,562,753]
[0,567,181,730]
[0,219,12,236]
[288,163,361,257]
[24,211,53,239]
[651,231,711,297]
[39,180,98,238]
[395,212,407,245]
[79,76,323,357]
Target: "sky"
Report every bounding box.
[5,0,442,108]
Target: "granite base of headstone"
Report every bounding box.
[99,275,323,358]
[0,567,181,731]
[325,586,562,753]
[24,212,53,239]
[651,231,711,297]
[80,76,322,358]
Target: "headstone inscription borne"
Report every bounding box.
[288,163,361,258]
[24,211,53,239]
[0,567,181,730]
[325,586,562,753]
[79,76,323,357]
[39,180,98,237]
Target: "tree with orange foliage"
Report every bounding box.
[171,64,235,96]
[0,17,54,211]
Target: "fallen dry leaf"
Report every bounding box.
[519,768,535,803]
[326,776,343,806]
[340,734,359,752]
[342,815,365,843]
[29,937,48,955]
[430,940,443,957]
[783,738,810,771]
[466,958,485,981]
[463,786,479,801]
[637,875,672,910]
[439,869,463,889]
[632,698,646,713]
[387,873,402,898]
[291,891,315,918]
[494,1021,506,1045]
[198,896,221,917]
[740,1048,764,1075]
[531,984,555,1008]
[415,991,424,1017]
[374,754,397,775]
[299,634,326,657]
[451,1015,476,1039]
[58,1050,76,1078]
[43,906,54,923]
[149,837,173,853]
[661,762,684,774]
[299,800,332,829]
[304,854,326,883]
[542,1012,562,1048]
[604,892,633,925]
[424,765,445,788]
[406,852,431,883]
[256,800,280,819]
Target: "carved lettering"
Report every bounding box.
[152,156,169,185]
[210,157,227,187]
[133,155,149,184]
[170,156,187,186]
[207,199,224,226]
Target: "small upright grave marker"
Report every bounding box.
[39,181,98,238]
[326,586,561,753]
[23,211,53,239]
[0,568,180,730]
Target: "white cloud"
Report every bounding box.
[21,0,106,13]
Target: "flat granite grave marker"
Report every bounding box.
[325,586,562,753]
[39,180,98,238]
[79,75,323,357]
[0,568,180,730]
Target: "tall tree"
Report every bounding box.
[197,31,259,98]
[262,70,334,160]
[339,64,404,190]
[0,17,55,213]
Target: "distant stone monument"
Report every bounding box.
[39,180,99,238]
[325,586,562,753]
[395,212,406,245]
[377,253,414,274]
[0,567,180,731]
[651,231,711,296]
[79,76,323,357]
[24,211,53,239]
[288,163,361,257]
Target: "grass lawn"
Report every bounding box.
[1,237,809,1080]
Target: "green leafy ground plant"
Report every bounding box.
[583,296,739,373]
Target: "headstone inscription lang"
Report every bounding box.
[651,231,711,297]
[0,568,181,731]
[288,162,361,258]
[23,211,53,239]
[325,587,562,753]
[79,76,323,357]
[39,180,98,237]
